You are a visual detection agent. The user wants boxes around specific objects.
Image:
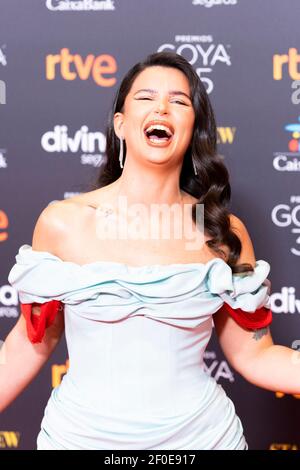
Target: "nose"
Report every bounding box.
[154,96,169,115]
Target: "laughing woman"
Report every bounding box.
[2,51,300,450]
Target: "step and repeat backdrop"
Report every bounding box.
[0,0,299,451]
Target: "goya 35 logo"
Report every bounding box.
[271,196,300,256]
[158,35,231,94]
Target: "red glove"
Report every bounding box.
[20,300,64,344]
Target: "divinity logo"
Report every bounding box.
[41,125,106,167]
[270,287,300,314]
[45,0,115,11]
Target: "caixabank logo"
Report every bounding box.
[41,124,106,167]
[45,48,117,86]
[157,34,231,94]
[45,0,115,11]
[273,117,300,172]
[285,117,300,153]
[0,432,20,449]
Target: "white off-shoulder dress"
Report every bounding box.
[8,244,272,450]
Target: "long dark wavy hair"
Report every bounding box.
[90,51,253,274]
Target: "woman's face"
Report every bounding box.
[114,66,195,167]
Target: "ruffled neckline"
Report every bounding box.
[8,244,272,327]
[16,243,258,275]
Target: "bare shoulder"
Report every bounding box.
[32,198,85,255]
[31,186,113,257]
[229,213,247,233]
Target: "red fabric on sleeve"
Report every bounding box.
[221,302,272,330]
[20,300,63,344]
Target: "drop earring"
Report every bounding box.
[119,137,124,169]
[192,156,198,176]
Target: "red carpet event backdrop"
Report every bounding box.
[0,0,300,450]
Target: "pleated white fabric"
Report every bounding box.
[8,244,271,450]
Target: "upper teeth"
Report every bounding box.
[145,124,173,137]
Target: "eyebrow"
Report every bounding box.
[133,88,192,101]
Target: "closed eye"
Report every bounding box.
[135,97,188,105]
[172,100,188,105]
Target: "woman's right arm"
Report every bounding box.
[0,202,68,413]
[0,304,64,413]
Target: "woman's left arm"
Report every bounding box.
[213,214,300,394]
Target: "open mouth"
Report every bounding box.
[144,123,174,145]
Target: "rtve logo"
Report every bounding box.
[0,431,20,449]
[273,48,300,80]
[45,48,117,86]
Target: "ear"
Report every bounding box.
[113,112,125,139]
